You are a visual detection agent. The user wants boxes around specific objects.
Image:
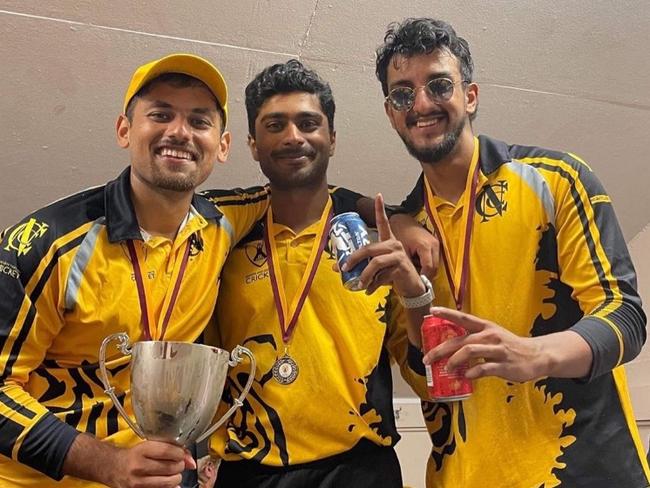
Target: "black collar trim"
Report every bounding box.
[104,167,222,243]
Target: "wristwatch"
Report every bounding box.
[399,274,435,309]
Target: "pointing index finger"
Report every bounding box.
[374,193,393,242]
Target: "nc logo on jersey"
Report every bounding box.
[476,181,508,222]
[4,218,49,256]
[245,241,267,267]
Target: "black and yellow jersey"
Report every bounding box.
[400,135,649,487]
[207,187,425,467]
[0,167,269,487]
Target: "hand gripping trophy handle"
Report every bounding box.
[98,332,256,445]
[98,332,146,439]
[194,345,256,443]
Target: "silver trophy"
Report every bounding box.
[98,332,255,445]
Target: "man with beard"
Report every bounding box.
[0,53,270,488]
[375,17,649,487]
[205,59,430,488]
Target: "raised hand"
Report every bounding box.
[342,194,424,297]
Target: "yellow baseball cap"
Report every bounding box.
[123,53,228,125]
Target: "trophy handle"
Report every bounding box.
[195,345,256,443]
[98,332,145,439]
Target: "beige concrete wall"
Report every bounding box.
[628,227,650,425]
[2,1,650,239]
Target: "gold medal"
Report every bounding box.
[272,354,299,385]
[264,200,332,386]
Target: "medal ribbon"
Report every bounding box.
[126,237,192,341]
[423,138,481,311]
[263,198,333,344]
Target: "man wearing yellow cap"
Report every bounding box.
[0,54,270,488]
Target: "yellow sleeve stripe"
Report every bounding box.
[590,195,612,205]
[519,153,590,174]
[0,391,37,422]
[1,226,89,378]
[208,189,269,207]
[596,315,625,367]
[0,407,35,429]
[567,152,593,171]
[24,223,91,296]
[517,156,581,181]
[10,410,51,460]
[0,298,33,371]
[519,156,621,303]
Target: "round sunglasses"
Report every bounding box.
[386,78,467,111]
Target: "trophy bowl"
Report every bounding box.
[99,332,255,445]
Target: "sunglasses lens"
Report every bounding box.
[388,88,414,111]
[426,79,455,101]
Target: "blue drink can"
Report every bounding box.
[329,212,371,291]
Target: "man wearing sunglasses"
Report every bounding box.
[376,17,649,488]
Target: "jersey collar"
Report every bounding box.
[104,166,223,243]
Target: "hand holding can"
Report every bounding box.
[329,212,371,291]
[421,315,473,401]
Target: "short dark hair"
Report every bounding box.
[375,18,474,97]
[125,72,226,131]
[245,59,335,136]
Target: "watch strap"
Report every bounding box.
[400,274,434,309]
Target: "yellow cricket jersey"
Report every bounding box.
[0,167,269,487]
[207,187,425,466]
[400,136,649,487]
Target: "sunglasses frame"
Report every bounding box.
[386,78,468,111]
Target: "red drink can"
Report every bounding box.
[421,315,473,401]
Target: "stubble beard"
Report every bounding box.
[401,116,466,165]
[150,163,198,192]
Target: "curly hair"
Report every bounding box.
[375,18,474,97]
[245,59,335,136]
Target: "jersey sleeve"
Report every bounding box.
[384,291,429,399]
[393,174,425,215]
[329,185,365,210]
[551,156,646,380]
[0,218,81,480]
[329,185,403,223]
[201,186,270,245]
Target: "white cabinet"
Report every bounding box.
[394,397,429,488]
